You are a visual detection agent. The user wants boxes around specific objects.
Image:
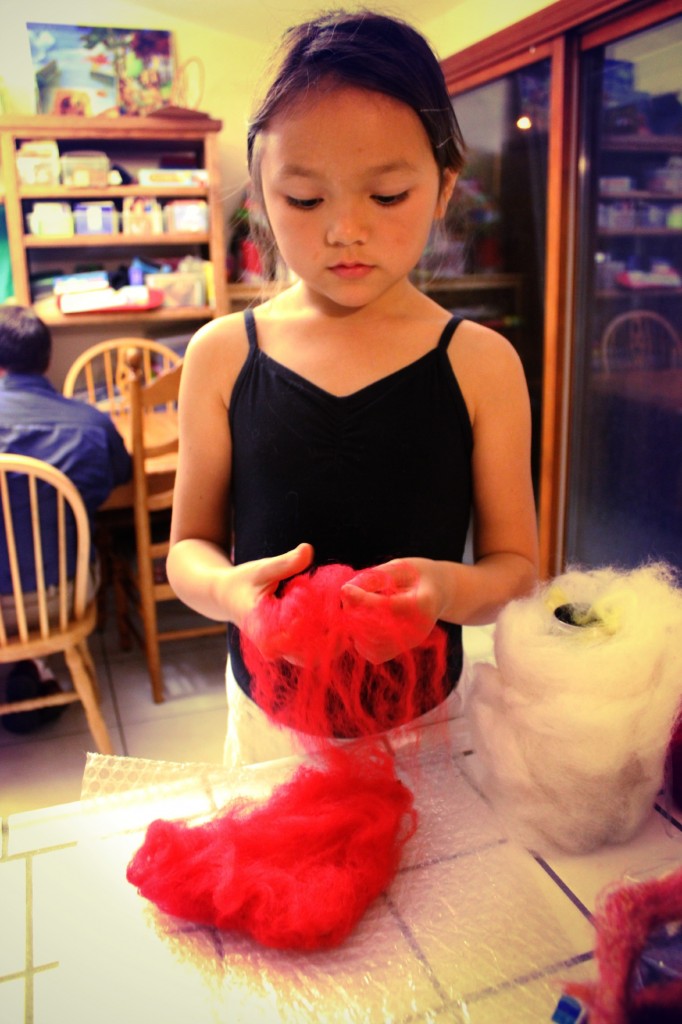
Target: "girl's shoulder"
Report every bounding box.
[451,318,524,380]
[182,310,250,402]
[449,319,528,420]
[185,310,249,363]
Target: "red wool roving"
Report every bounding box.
[128,563,448,951]
[564,864,682,1024]
[241,563,449,738]
[127,745,417,950]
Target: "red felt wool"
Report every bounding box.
[564,864,682,1023]
[241,564,449,738]
[126,746,417,950]
[128,564,448,951]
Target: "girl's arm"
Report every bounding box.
[166,315,312,629]
[341,321,539,661]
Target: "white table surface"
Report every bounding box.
[2,716,682,1024]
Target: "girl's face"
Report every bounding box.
[258,85,455,312]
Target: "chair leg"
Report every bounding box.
[63,643,113,754]
[111,554,136,652]
[136,558,165,704]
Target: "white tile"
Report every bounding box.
[8,801,83,856]
[0,859,26,976]
[52,831,445,1024]
[462,957,596,1023]
[32,847,82,968]
[122,707,226,765]
[107,635,226,725]
[396,750,506,866]
[0,727,125,819]
[540,806,682,913]
[0,977,25,1023]
[391,843,595,1003]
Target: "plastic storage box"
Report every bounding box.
[60,151,110,187]
[74,201,119,235]
[145,270,206,307]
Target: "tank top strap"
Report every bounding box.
[437,316,463,351]
[243,308,258,349]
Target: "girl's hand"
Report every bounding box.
[237,542,314,662]
[340,558,443,663]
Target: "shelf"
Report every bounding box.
[33,295,214,326]
[602,134,682,152]
[20,185,209,201]
[414,272,523,293]
[597,227,682,237]
[0,113,229,331]
[599,190,682,201]
[597,288,682,299]
[24,232,210,249]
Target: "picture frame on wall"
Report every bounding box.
[26,23,175,116]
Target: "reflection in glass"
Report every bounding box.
[567,17,682,570]
[434,61,551,498]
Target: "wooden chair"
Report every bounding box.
[63,337,181,643]
[0,454,112,752]
[600,310,682,371]
[123,348,224,703]
[62,337,182,414]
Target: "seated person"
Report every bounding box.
[0,305,132,731]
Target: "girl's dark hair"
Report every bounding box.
[0,306,51,375]
[248,10,465,179]
[246,9,466,278]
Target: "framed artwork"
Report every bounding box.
[27,23,174,116]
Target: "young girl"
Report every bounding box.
[167,9,539,766]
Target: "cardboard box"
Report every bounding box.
[164,199,209,233]
[16,140,61,186]
[138,168,208,187]
[145,271,206,307]
[27,202,74,236]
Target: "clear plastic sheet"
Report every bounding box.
[48,741,598,1023]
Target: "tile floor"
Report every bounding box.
[0,597,230,818]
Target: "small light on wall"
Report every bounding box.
[516,115,532,131]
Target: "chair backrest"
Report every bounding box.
[600,310,682,371]
[0,453,92,647]
[127,347,182,475]
[63,337,182,415]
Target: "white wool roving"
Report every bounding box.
[463,563,682,855]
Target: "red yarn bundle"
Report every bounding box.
[565,865,682,1023]
[126,746,417,950]
[241,563,449,738]
[127,564,448,950]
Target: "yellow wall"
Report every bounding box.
[423,0,557,56]
[1,1,558,204]
[0,0,264,212]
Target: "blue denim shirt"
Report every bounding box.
[0,373,132,591]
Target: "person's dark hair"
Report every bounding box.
[247,8,466,278]
[0,306,52,375]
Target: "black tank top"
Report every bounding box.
[228,308,473,709]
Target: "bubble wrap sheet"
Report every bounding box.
[30,734,602,1024]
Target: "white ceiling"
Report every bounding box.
[135,0,461,45]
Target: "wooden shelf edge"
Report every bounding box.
[25,232,211,248]
[34,297,216,327]
[20,185,210,201]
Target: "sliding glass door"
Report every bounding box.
[565,12,682,569]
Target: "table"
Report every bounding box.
[99,408,179,511]
[2,718,681,1024]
